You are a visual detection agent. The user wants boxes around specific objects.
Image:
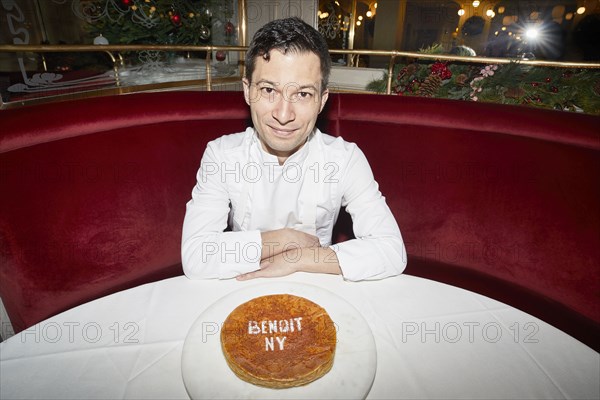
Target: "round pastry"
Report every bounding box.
[220,294,337,389]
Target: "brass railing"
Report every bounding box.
[1,44,599,109]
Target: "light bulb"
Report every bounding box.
[93,34,109,45]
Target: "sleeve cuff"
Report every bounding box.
[331,238,406,281]
[217,230,262,279]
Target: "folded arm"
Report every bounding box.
[329,145,407,281]
[236,229,341,280]
[182,142,264,279]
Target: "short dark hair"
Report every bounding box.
[245,17,331,92]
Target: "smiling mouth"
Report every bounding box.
[269,126,297,137]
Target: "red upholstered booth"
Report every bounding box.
[1,91,598,351]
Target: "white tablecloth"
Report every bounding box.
[1,273,598,399]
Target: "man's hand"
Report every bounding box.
[236,251,298,280]
[236,246,341,281]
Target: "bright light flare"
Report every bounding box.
[525,27,539,40]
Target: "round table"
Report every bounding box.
[1,273,598,399]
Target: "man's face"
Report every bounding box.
[243,50,329,164]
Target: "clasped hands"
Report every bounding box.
[236,228,341,281]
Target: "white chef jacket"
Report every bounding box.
[181,127,406,281]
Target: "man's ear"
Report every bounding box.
[242,78,251,106]
[319,89,329,113]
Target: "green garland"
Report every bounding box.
[367,46,600,115]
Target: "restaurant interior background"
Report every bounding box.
[321,0,600,65]
[0,0,599,113]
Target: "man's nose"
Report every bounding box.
[272,95,296,124]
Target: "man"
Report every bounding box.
[182,17,406,281]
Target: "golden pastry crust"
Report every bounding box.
[220,294,336,389]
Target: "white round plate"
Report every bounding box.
[181,282,377,399]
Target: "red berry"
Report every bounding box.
[225,21,235,36]
[216,51,226,62]
[430,62,452,80]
